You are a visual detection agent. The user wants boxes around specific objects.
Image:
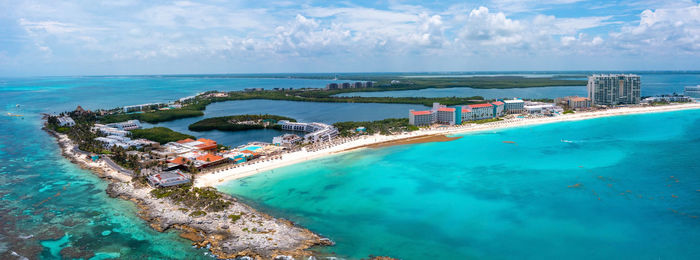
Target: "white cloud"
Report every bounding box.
[2,1,699,75]
[610,4,700,53]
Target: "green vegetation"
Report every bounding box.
[469,118,504,124]
[333,118,418,136]
[563,110,574,114]
[188,114,296,132]
[216,73,586,89]
[130,127,195,144]
[228,214,242,223]
[46,111,104,154]
[99,99,213,124]
[150,184,231,212]
[221,90,485,106]
[189,210,207,217]
[91,76,583,125]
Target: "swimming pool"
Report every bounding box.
[242,146,261,151]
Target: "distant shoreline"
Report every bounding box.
[195,102,700,187]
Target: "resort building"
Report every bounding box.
[57,116,75,127]
[459,106,472,123]
[353,82,363,88]
[147,170,190,188]
[409,110,433,126]
[587,74,641,106]
[492,101,505,117]
[195,153,228,168]
[685,85,700,99]
[436,107,456,125]
[524,102,563,114]
[106,120,142,131]
[325,83,339,90]
[272,134,302,147]
[278,121,339,143]
[94,135,157,149]
[175,138,218,151]
[556,96,591,109]
[501,99,525,114]
[123,103,166,113]
[642,95,692,103]
[364,81,374,88]
[467,103,495,120]
[92,124,129,136]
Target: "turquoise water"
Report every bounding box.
[1,73,699,258]
[243,146,261,151]
[0,76,361,259]
[220,109,700,259]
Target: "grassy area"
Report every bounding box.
[99,109,204,124]
[469,118,504,124]
[150,184,231,212]
[333,118,418,136]
[188,114,296,132]
[130,127,195,144]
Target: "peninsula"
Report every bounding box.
[189,114,296,132]
[42,74,698,259]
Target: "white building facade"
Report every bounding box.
[587,74,641,106]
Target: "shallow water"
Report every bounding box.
[220,109,700,259]
[0,76,357,259]
[1,73,698,259]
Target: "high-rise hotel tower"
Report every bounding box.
[587,74,641,106]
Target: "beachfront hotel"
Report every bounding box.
[587,74,641,106]
[466,103,495,120]
[501,99,525,114]
[685,85,700,99]
[436,107,456,125]
[556,96,592,109]
[410,101,513,126]
[409,110,433,126]
[278,120,339,143]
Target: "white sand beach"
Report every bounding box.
[195,102,700,187]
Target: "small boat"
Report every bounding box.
[561,139,573,143]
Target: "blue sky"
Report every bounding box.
[0,0,698,76]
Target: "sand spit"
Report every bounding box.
[45,129,332,259]
[359,134,462,149]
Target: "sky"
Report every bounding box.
[0,0,699,76]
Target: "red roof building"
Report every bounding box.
[168,156,189,165]
[410,110,432,116]
[194,138,217,151]
[196,154,224,162]
[469,103,494,108]
[437,107,456,112]
[492,101,504,106]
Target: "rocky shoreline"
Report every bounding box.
[45,128,333,259]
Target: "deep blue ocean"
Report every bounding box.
[1,72,699,259]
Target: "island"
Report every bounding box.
[189,114,296,132]
[131,127,195,144]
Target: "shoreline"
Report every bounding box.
[196,102,700,187]
[44,129,333,259]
